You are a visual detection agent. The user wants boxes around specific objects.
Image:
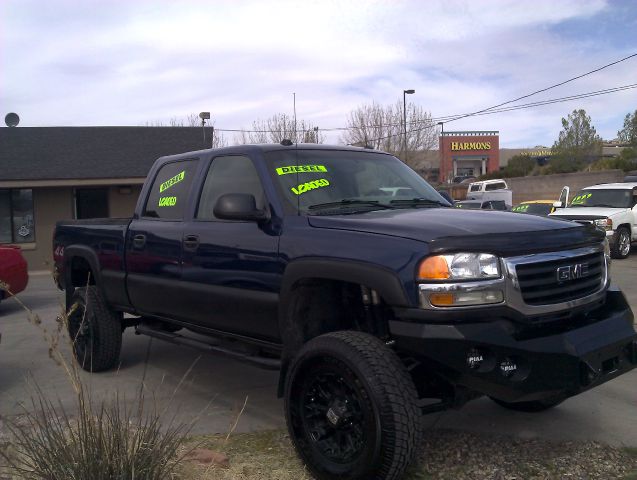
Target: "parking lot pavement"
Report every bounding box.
[1,255,636,445]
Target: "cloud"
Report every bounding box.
[1,0,635,147]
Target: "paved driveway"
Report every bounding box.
[1,256,636,444]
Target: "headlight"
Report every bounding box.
[594,218,612,231]
[418,253,501,281]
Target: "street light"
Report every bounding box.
[403,89,415,162]
[199,112,210,148]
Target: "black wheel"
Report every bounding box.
[67,286,122,372]
[285,331,421,480]
[611,227,631,259]
[489,396,564,412]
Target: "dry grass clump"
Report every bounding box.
[1,383,190,480]
[0,281,193,480]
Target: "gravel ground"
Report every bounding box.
[180,429,637,480]
[414,429,637,480]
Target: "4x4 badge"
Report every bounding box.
[557,263,589,282]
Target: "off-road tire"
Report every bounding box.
[611,227,631,259]
[489,396,564,412]
[285,331,421,480]
[67,286,122,372]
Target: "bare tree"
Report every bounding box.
[209,127,228,149]
[341,101,437,167]
[235,113,325,144]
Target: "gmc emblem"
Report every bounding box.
[557,263,589,282]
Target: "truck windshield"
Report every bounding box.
[569,189,633,208]
[264,149,450,213]
[512,203,553,215]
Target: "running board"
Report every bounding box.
[135,324,281,370]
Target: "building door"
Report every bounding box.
[75,188,109,219]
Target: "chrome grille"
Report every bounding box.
[515,252,605,305]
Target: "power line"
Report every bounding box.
[346,83,637,145]
[213,82,637,137]
[440,52,637,125]
[432,83,637,122]
[208,77,636,147]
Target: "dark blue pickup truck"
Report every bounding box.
[54,143,636,480]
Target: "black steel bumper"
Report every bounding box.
[389,287,637,403]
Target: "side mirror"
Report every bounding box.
[553,201,564,209]
[213,193,269,222]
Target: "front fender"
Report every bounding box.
[276,257,410,396]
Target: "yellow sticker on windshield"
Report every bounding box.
[160,171,185,193]
[292,178,330,195]
[276,165,327,175]
[512,204,529,212]
[571,193,592,205]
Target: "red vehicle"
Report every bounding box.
[0,245,29,302]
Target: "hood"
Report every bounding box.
[308,208,605,256]
[550,207,628,219]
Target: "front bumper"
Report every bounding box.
[389,287,637,403]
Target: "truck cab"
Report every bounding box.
[466,179,513,208]
[550,183,637,258]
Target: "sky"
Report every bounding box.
[1,0,636,148]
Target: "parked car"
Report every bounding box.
[0,245,28,302]
[466,179,513,208]
[511,200,556,216]
[53,144,636,480]
[0,245,28,344]
[550,183,637,258]
[451,175,476,184]
[625,173,637,182]
[436,190,454,204]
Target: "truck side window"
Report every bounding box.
[197,155,265,220]
[485,182,506,191]
[143,160,198,219]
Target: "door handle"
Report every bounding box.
[133,234,146,249]
[183,234,200,251]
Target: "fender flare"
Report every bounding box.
[62,245,103,308]
[276,257,410,396]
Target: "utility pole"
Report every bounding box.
[403,89,415,162]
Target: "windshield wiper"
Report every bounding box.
[308,199,394,211]
[389,198,449,207]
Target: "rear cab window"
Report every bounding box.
[485,182,506,191]
[143,160,198,219]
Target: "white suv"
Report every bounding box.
[550,183,637,258]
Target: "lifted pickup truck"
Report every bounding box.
[54,144,637,480]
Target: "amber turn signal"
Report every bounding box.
[429,293,454,306]
[418,256,450,280]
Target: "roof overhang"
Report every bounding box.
[0,177,146,189]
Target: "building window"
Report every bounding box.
[0,189,35,244]
[75,188,109,219]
